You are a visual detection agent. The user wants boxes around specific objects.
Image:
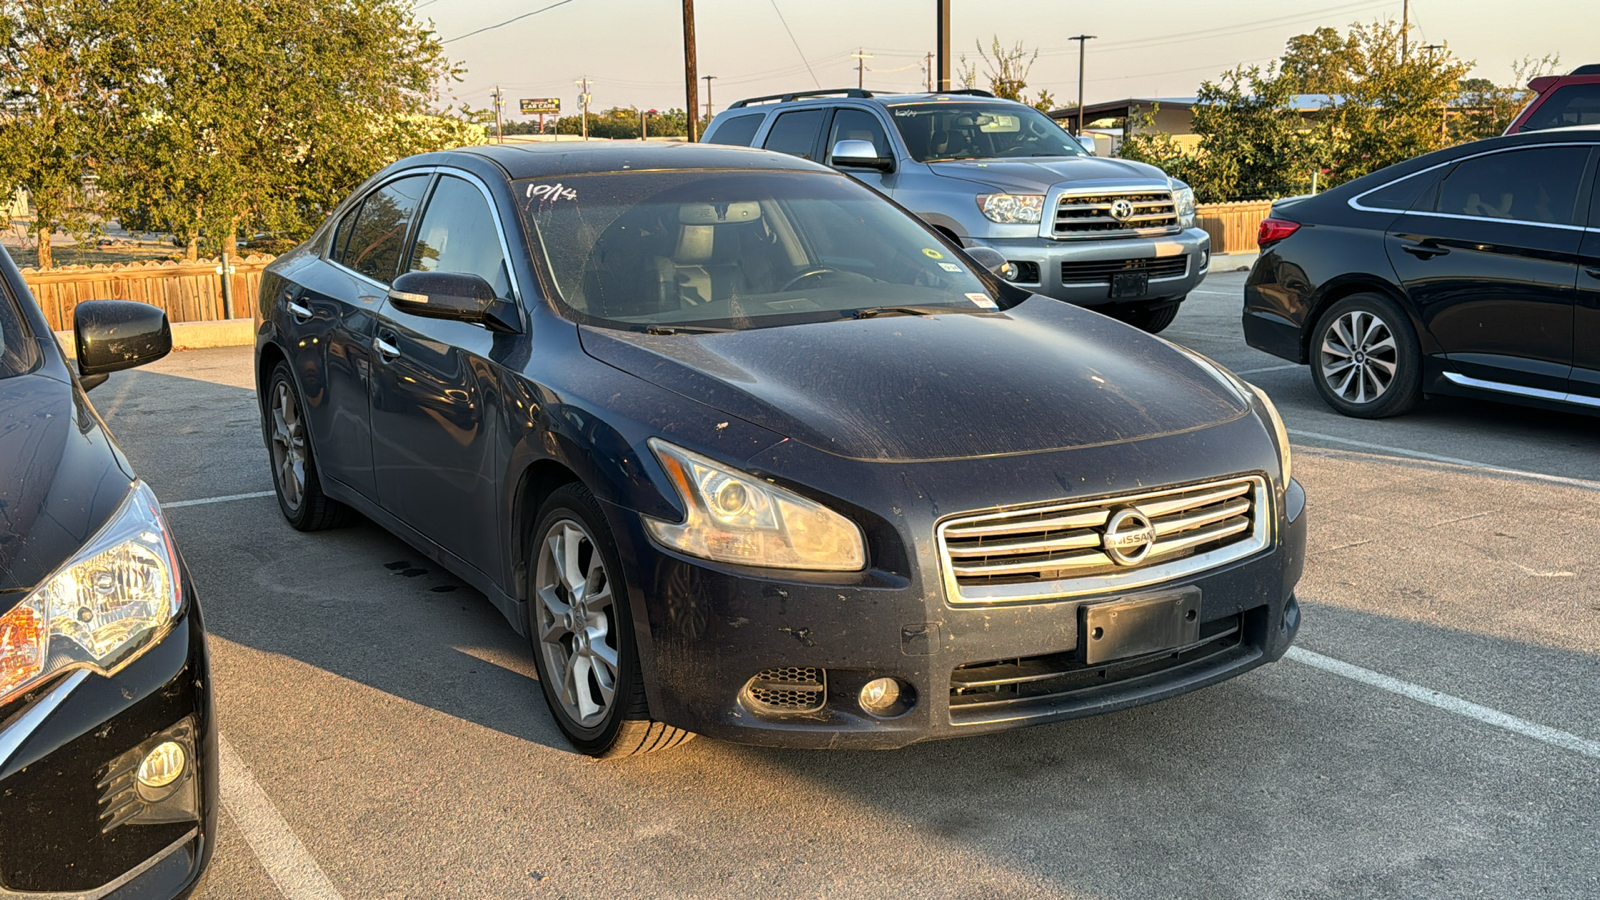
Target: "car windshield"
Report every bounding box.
[0,280,40,379]
[519,170,1008,332]
[887,101,1087,162]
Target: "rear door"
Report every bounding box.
[1385,144,1590,393]
[1573,150,1600,403]
[760,108,827,161]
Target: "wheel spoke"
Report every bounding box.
[1323,357,1356,376]
[1321,338,1353,359]
[570,654,601,721]
[1368,357,1396,377]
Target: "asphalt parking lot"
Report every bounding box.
[93,262,1600,899]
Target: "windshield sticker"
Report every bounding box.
[921,248,944,260]
[966,292,998,309]
[938,262,963,272]
[527,182,578,202]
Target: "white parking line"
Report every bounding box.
[1287,429,1600,491]
[163,490,276,509]
[1286,648,1600,760]
[219,733,346,900]
[1232,363,1301,376]
[1192,288,1241,297]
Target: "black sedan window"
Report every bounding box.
[340,174,431,284]
[517,170,1003,331]
[1435,147,1590,226]
[406,176,514,299]
[0,281,40,379]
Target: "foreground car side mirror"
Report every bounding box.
[74,300,172,391]
[831,139,894,172]
[387,271,520,333]
[961,245,1019,281]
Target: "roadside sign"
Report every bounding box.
[520,98,560,114]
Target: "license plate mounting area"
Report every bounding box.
[1081,590,1201,665]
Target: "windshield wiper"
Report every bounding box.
[641,324,730,335]
[850,306,966,320]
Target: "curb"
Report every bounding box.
[55,318,257,360]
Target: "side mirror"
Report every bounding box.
[1074,134,1097,155]
[74,300,172,391]
[831,139,894,172]
[961,245,1019,281]
[387,270,519,333]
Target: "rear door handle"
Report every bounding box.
[286,300,313,321]
[374,333,400,360]
[1584,266,1600,280]
[1400,242,1450,259]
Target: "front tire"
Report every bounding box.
[1111,299,1181,333]
[528,483,693,758]
[265,361,349,530]
[1309,293,1422,418]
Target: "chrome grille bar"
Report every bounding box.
[1052,188,1179,238]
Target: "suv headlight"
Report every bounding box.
[976,193,1045,224]
[644,439,866,571]
[0,482,181,706]
[1169,179,1197,229]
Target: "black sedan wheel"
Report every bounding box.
[529,484,693,757]
[1310,294,1421,418]
[266,362,348,530]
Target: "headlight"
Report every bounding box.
[0,482,181,706]
[1169,180,1197,229]
[976,193,1045,225]
[644,439,866,571]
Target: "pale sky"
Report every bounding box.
[423,0,1596,117]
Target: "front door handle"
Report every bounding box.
[1584,266,1600,280]
[374,334,400,359]
[1400,242,1450,259]
[286,300,313,321]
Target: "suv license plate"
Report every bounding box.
[1110,271,1149,298]
[1082,590,1201,665]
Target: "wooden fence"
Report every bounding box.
[1195,200,1274,255]
[21,255,276,332]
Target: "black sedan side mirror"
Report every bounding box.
[74,300,172,391]
[831,139,894,172]
[961,245,1019,281]
[387,271,520,333]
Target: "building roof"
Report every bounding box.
[1049,94,1343,122]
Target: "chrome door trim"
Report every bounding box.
[1348,141,1600,232]
[1441,371,1600,406]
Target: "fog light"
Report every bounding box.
[137,741,187,790]
[999,262,1020,281]
[859,677,901,713]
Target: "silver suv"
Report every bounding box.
[702,89,1210,332]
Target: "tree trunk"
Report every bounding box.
[185,234,198,261]
[223,231,237,260]
[35,224,51,269]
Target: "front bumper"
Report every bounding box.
[968,227,1211,309]
[0,569,215,898]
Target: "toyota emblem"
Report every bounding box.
[1109,198,1135,222]
[1102,507,1156,566]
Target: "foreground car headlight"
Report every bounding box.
[976,193,1045,224]
[0,482,181,706]
[1169,179,1197,229]
[644,439,866,571]
[1248,382,1293,485]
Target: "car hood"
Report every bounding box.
[0,371,133,599]
[578,298,1250,462]
[927,156,1168,193]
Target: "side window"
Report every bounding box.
[762,109,825,160]
[704,113,763,146]
[1524,84,1600,131]
[1435,147,1590,225]
[825,109,891,162]
[406,176,514,299]
[1359,170,1440,211]
[341,174,430,284]
[329,202,361,262]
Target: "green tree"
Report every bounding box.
[959,38,1057,114]
[1450,55,1561,142]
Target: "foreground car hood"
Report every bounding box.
[579,299,1249,462]
[928,156,1167,193]
[0,372,132,598]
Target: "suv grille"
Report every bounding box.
[1053,190,1178,237]
[1060,256,1188,285]
[936,477,1269,604]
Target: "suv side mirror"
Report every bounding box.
[831,139,894,172]
[387,271,520,333]
[74,300,172,391]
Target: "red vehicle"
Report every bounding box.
[1505,65,1600,134]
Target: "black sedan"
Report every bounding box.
[1244,126,1600,418]
[0,251,215,895]
[256,143,1304,757]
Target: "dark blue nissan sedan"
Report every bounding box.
[255,143,1305,757]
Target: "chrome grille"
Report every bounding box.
[1053,189,1178,238]
[937,477,1270,604]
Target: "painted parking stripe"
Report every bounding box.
[1231,363,1301,376]
[219,733,346,900]
[1288,429,1600,492]
[163,490,276,509]
[1286,647,1600,760]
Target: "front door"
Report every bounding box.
[824,107,898,196]
[1573,175,1600,402]
[1385,144,1591,393]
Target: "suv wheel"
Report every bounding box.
[1112,299,1181,334]
[1310,293,1422,418]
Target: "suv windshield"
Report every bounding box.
[887,101,1087,162]
[0,281,40,379]
[519,170,1006,332]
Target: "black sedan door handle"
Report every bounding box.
[1584,266,1600,280]
[1400,242,1450,259]
[286,299,312,321]
[374,333,401,360]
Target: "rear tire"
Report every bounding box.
[527,483,694,758]
[1112,299,1182,333]
[1309,293,1422,418]
[265,361,350,531]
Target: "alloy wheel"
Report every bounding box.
[269,379,307,511]
[1319,309,1398,405]
[534,518,621,728]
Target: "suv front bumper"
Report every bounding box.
[968,227,1211,309]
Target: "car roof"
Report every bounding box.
[419,141,830,180]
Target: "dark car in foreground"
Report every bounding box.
[1244,126,1600,418]
[256,142,1303,757]
[0,251,215,895]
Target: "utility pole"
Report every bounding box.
[924,51,934,91]
[702,74,717,120]
[851,49,873,90]
[935,0,950,91]
[1069,35,1097,136]
[576,77,591,140]
[1401,0,1410,61]
[492,86,504,144]
[683,0,699,141]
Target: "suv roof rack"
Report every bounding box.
[728,88,874,109]
[1572,64,1600,76]
[923,88,997,98]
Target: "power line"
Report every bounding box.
[768,0,821,88]
[444,0,578,44]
